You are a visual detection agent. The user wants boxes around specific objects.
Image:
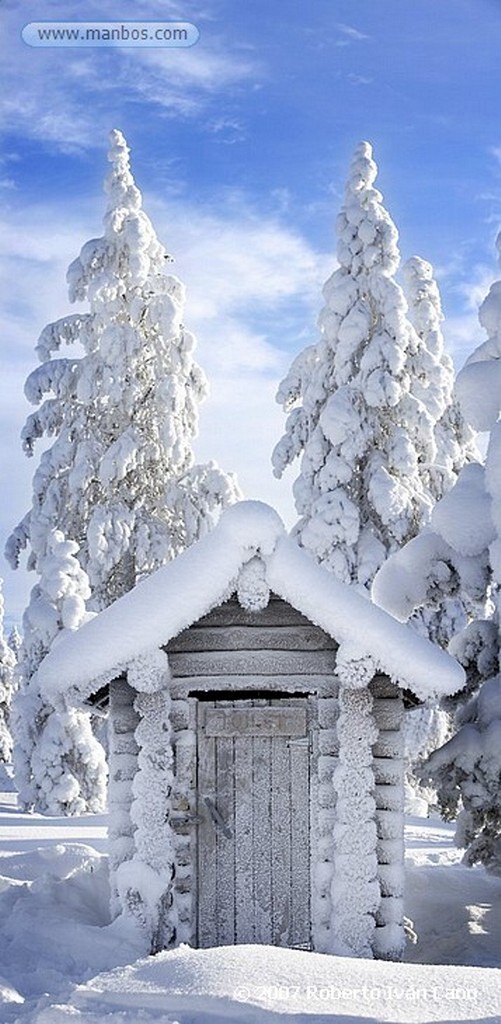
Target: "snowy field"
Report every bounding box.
[0,766,500,1024]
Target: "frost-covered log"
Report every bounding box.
[116,650,176,952]
[331,650,380,958]
[371,679,405,959]
[108,678,140,917]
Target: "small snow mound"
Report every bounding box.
[403,255,434,283]
[350,140,377,189]
[372,531,454,621]
[0,843,102,883]
[220,500,284,556]
[108,127,128,156]
[355,139,373,158]
[455,358,501,431]
[32,943,501,1023]
[237,557,271,611]
[479,279,501,337]
[432,463,494,557]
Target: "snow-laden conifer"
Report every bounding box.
[0,582,16,763]
[402,256,477,499]
[7,129,240,609]
[13,529,107,814]
[403,255,476,642]
[273,143,447,587]
[374,231,501,872]
[427,231,501,873]
[6,130,239,813]
[399,257,477,792]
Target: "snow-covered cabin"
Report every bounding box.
[38,502,464,961]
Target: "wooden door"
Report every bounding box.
[196,697,311,949]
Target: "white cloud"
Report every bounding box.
[195,372,297,524]
[438,262,498,370]
[456,265,498,312]
[336,23,370,41]
[136,46,258,92]
[150,195,326,320]
[204,117,246,144]
[0,0,262,151]
[442,312,482,371]
[347,73,372,86]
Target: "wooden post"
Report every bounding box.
[372,677,405,959]
[115,651,176,952]
[331,679,380,957]
[108,678,139,918]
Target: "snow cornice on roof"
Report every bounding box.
[37,501,465,705]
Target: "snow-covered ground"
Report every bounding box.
[0,765,500,1024]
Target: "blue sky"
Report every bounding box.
[1,0,500,626]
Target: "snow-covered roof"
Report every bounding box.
[38,501,465,704]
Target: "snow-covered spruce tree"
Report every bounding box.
[273,142,459,589]
[402,255,477,502]
[0,581,16,763]
[6,130,239,812]
[13,529,107,814]
[374,231,501,871]
[402,255,477,645]
[372,460,496,794]
[6,128,240,610]
[397,256,478,809]
[422,458,501,871]
[427,230,501,872]
[402,704,451,816]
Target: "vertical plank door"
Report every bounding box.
[197,697,311,949]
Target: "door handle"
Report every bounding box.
[170,813,203,827]
[204,796,233,839]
